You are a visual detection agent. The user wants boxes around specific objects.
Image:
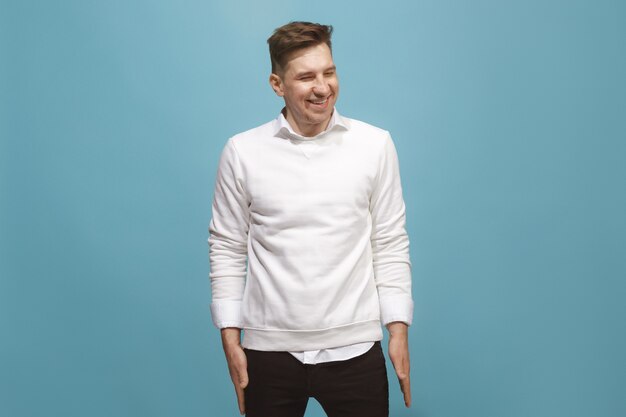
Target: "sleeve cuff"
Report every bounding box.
[379,295,414,326]
[210,299,243,329]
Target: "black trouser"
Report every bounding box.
[244,341,389,417]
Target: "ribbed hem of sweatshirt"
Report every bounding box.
[379,295,414,326]
[210,299,243,329]
[241,320,383,351]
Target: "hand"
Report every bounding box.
[386,321,411,407]
[221,328,249,415]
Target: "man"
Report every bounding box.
[209,21,413,417]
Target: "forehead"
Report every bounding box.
[283,43,334,74]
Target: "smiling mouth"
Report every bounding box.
[308,96,331,106]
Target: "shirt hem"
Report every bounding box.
[241,319,383,351]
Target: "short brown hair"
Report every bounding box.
[267,21,333,74]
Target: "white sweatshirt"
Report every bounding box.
[209,110,413,351]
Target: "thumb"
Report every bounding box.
[391,355,408,379]
[238,369,249,389]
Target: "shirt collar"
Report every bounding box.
[273,107,349,140]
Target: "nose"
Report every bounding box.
[312,75,330,96]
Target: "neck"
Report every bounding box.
[284,109,333,137]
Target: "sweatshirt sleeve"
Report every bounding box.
[369,134,414,326]
[208,138,250,329]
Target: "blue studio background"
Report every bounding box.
[1,1,625,416]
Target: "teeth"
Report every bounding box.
[311,98,327,104]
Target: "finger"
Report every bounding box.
[400,374,412,407]
[235,383,245,415]
[393,356,411,407]
[229,365,247,414]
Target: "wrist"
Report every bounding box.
[386,321,408,336]
[221,327,242,347]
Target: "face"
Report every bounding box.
[270,43,339,137]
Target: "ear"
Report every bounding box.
[269,73,284,97]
